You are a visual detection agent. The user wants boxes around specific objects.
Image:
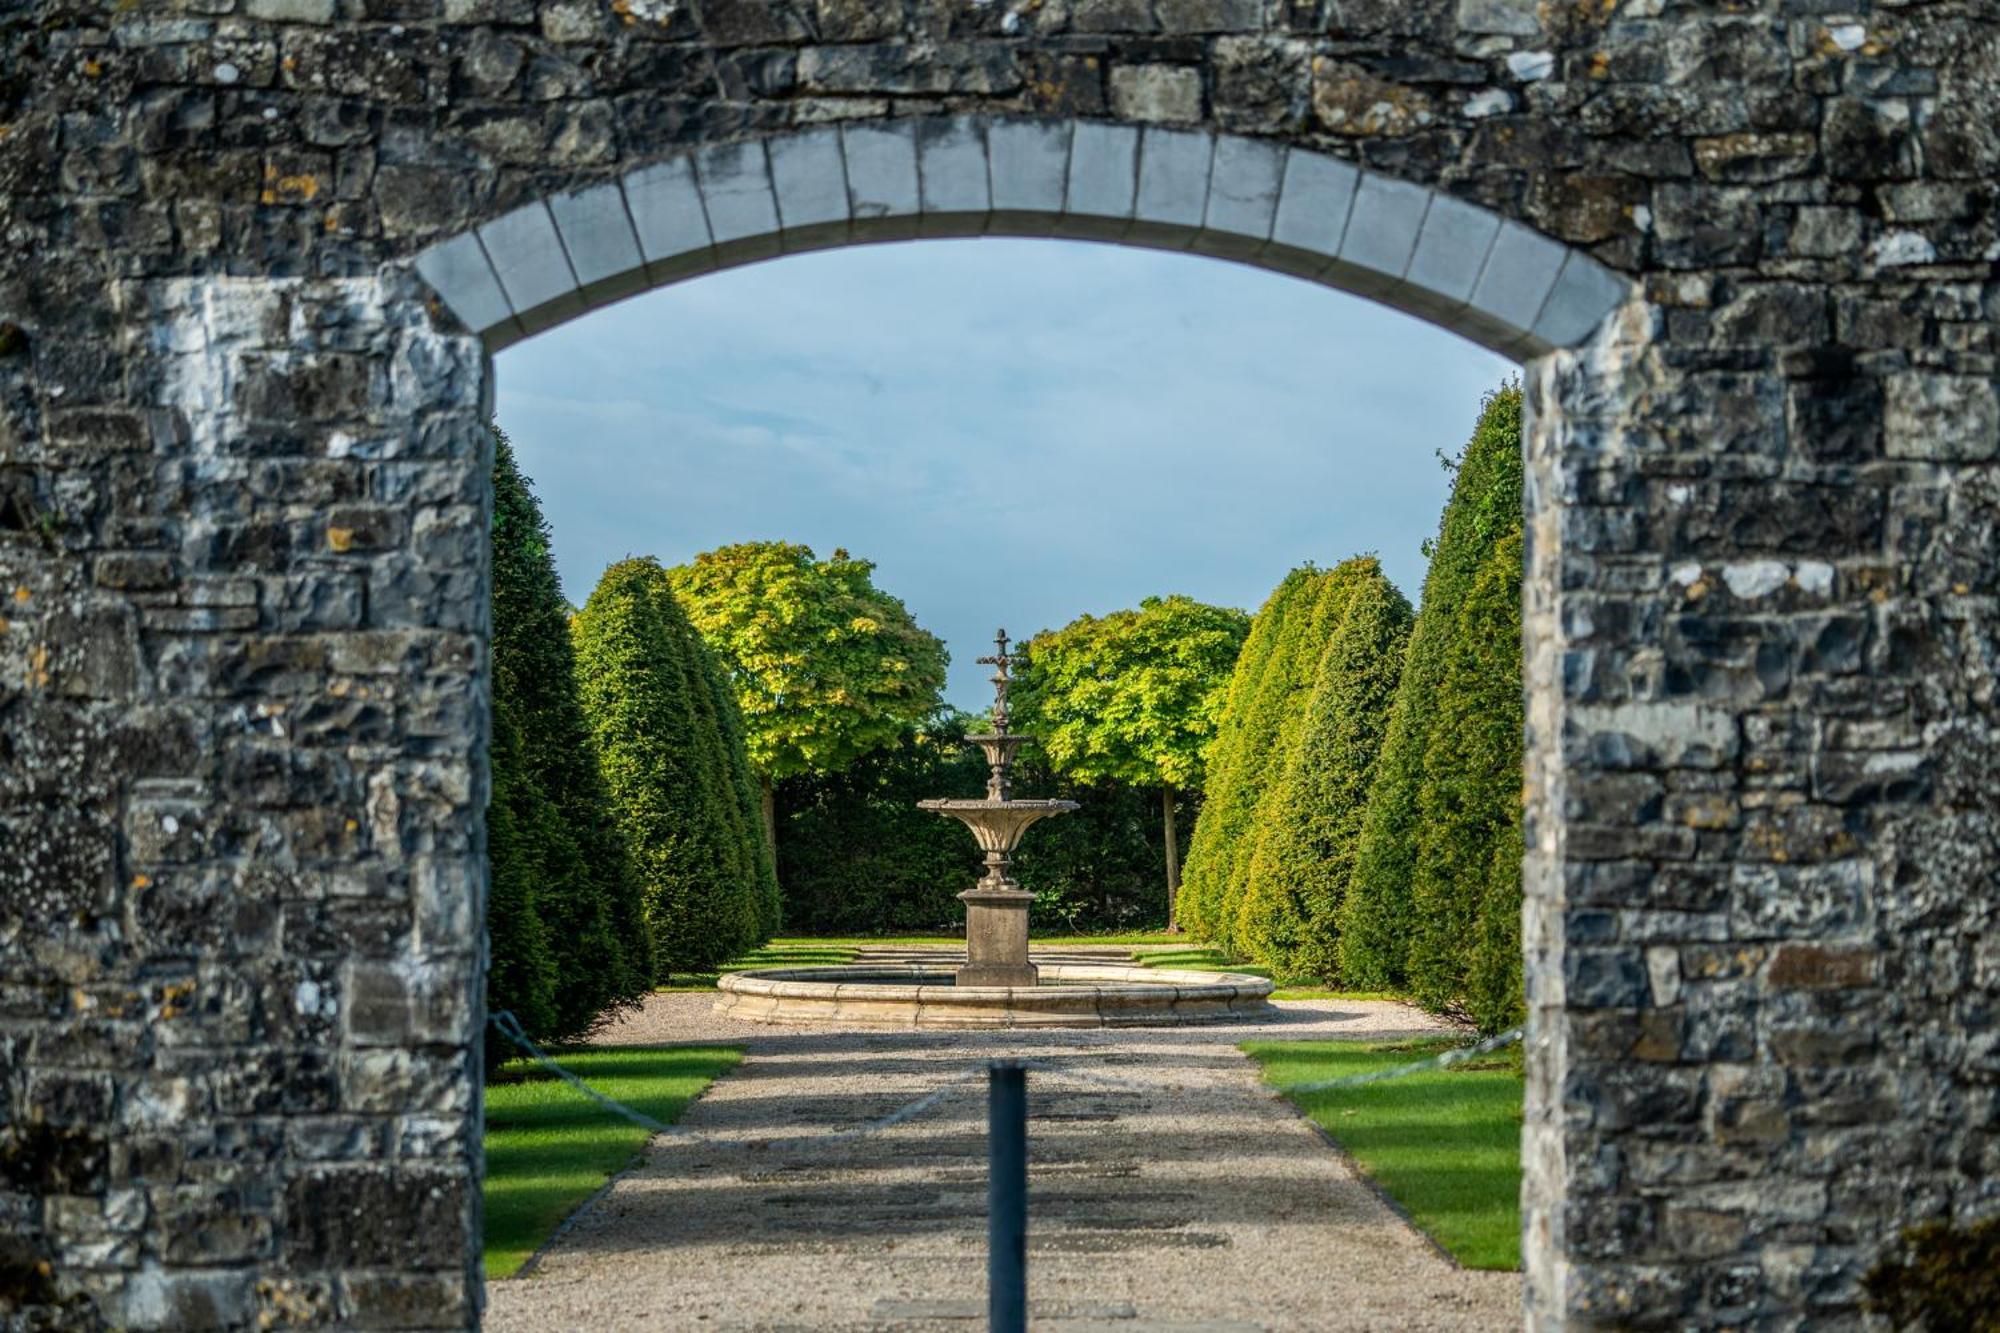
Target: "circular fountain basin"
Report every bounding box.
[713,963,1277,1028]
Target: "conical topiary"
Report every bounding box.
[1340,386,1522,990]
[573,558,761,978]
[1176,567,1325,939]
[491,426,651,1037]
[1405,530,1525,1031]
[1234,559,1412,980]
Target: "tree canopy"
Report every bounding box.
[1013,595,1250,790]
[1013,595,1249,930]
[665,542,950,782]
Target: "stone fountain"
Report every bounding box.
[916,629,1077,987]
[713,627,1276,1028]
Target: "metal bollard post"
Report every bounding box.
[988,1060,1028,1333]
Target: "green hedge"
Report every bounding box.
[573,558,766,978]
[1176,568,1328,942]
[1233,559,1412,980]
[1341,387,1523,1002]
[1405,530,1525,1030]
[772,713,1180,935]
[489,428,649,1042]
[483,696,561,1062]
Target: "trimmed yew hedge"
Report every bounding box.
[1234,559,1412,980]
[489,428,650,1044]
[1342,386,1524,1023]
[572,558,769,979]
[1180,385,1528,1032]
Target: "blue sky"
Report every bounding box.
[496,238,1512,710]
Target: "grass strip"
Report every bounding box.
[1243,1038,1523,1271]
[1134,946,1401,1000]
[484,1045,741,1279]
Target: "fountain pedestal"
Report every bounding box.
[957,887,1037,988]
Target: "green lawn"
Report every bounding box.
[765,931,1186,948]
[1243,1038,1524,1270]
[1133,945,1398,1001]
[484,1046,741,1278]
[656,942,860,991]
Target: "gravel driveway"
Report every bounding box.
[485,949,1521,1332]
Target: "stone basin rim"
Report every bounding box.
[713,962,1279,1027]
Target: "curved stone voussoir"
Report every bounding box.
[411,117,1630,361]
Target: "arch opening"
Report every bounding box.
[412,117,1628,363]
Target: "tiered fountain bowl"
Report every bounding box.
[715,630,1277,1028]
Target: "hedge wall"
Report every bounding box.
[489,428,649,1043]
[1340,387,1524,997]
[1233,559,1412,980]
[773,713,1181,935]
[572,558,767,978]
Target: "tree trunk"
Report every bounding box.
[1163,785,1182,934]
[759,773,778,863]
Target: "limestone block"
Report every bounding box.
[1063,120,1139,239]
[1466,219,1567,352]
[1130,127,1213,248]
[1110,64,1202,124]
[1267,149,1359,279]
[477,203,584,336]
[842,120,921,241]
[768,126,851,253]
[1329,171,1429,299]
[1401,190,1502,323]
[622,155,715,284]
[693,140,781,266]
[1884,372,2000,461]
[1531,252,1630,351]
[547,182,647,307]
[917,117,991,237]
[1195,133,1283,262]
[987,118,1071,229]
[410,233,515,340]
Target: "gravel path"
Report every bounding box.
[486,949,1521,1332]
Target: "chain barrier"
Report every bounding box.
[490,1009,988,1151]
[490,1011,1524,1149]
[1278,1025,1524,1094]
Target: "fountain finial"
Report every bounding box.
[976,627,1013,733]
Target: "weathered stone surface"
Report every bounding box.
[2,4,1995,1331]
[1110,64,1203,125]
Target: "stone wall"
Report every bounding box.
[1,2,1995,1329]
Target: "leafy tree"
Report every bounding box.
[573,558,763,977]
[1176,569,1326,939]
[1405,530,1525,1031]
[1233,560,1413,980]
[484,695,560,1063]
[1341,387,1523,990]
[490,427,649,1036]
[1012,595,1250,930]
[665,542,950,850]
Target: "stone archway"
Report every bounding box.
[3,7,1994,1330]
[413,117,1625,360]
